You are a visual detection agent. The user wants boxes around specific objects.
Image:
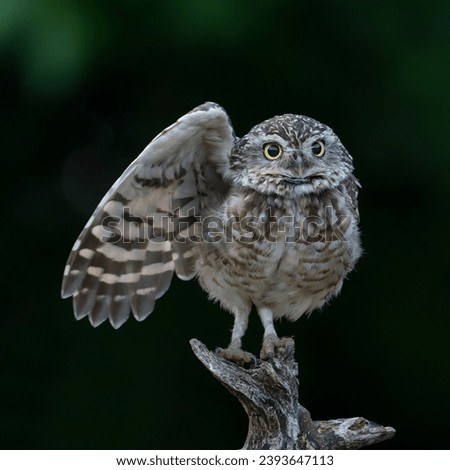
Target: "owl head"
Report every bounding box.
[228,114,355,198]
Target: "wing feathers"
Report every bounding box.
[62,102,234,327]
[109,286,133,329]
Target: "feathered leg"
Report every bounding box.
[216,310,255,364]
[258,306,294,360]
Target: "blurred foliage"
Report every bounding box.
[0,0,449,450]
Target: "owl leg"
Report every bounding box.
[216,310,256,365]
[258,306,294,360]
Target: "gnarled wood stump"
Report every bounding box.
[190,338,395,449]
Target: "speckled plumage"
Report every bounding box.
[62,102,361,362]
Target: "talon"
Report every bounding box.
[260,335,295,360]
[216,346,256,365]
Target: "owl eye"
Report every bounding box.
[311,140,325,157]
[263,143,283,160]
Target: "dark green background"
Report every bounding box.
[1,0,449,450]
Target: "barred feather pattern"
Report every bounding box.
[62,102,234,328]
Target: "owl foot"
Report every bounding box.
[216,346,257,366]
[260,334,295,360]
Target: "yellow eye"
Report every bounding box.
[311,140,325,157]
[263,143,283,160]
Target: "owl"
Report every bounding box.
[62,102,361,363]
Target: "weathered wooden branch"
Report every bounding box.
[190,338,395,450]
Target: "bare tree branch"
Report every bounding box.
[190,338,395,450]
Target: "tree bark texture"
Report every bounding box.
[190,338,395,450]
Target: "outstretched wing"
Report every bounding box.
[61,102,235,328]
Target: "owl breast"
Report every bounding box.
[196,187,361,320]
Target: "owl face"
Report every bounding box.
[228,114,355,197]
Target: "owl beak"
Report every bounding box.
[292,151,304,176]
[283,152,309,184]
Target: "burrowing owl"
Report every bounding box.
[62,102,361,363]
